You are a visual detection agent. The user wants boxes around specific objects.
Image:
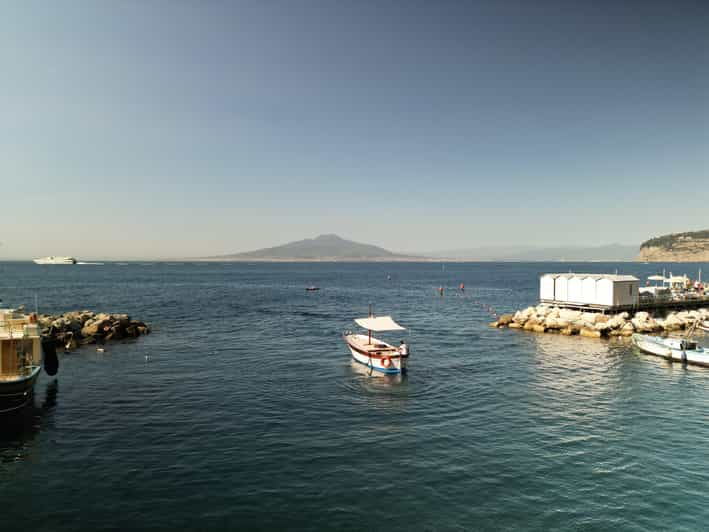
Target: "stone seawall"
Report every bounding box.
[39,311,150,350]
[490,305,709,339]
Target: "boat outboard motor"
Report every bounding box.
[42,338,59,376]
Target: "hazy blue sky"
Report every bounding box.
[1,1,707,259]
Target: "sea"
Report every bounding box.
[1,261,709,531]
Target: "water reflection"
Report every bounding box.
[0,380,58,465]
[525,333,627,430]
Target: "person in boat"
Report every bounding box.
[399,340,409,357]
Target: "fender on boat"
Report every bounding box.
[42,338,59,376]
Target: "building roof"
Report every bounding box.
[541,273,639,282]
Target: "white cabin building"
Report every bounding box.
[539,273,640,310]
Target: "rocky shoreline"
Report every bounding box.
[491,305,709,339]
[39,311,150,350]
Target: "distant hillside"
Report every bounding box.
[639,230,709,262]
[427,244,638,262]
[207,234,419,261]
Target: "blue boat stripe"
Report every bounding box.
[351,356,402,374]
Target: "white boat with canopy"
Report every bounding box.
[632,321,709,367]
[343,308,408,374]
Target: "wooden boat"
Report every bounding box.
[0,308,57,414]
[343,308,408,375]
[632,333,709,367]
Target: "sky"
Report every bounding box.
[0,0,707,259]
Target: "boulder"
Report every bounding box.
[536,305,551,317]
[546,308,560,319]
[607,315,627,329]
[580,327,601,338]
[497,314,514,326]
[531,324,547,333]
[620,323,635,336]
[489,321,500,328]
[81,318,111,337]
[508,322,522,329]
[663,316,683,331]
[544,318,569,330]
[594,321,612,333]
[513,310,528,324]
[523,319,540,331]
[560,324,581,336]
[559,309,582,321]
[581,312,598,324]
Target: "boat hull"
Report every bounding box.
[344,334,407,374]
[33,256,76,265]
[0,366,41,414]
[632,334,709,367]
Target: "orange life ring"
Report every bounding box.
[382,357,391,368]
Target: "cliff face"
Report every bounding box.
[638,230,709,262]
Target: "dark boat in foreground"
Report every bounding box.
[1,308,57,414]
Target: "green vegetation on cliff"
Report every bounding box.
[640,230,709,250]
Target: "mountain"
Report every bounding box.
[207,234,419,261]
[426,244,638,262]
[638,230,709,262]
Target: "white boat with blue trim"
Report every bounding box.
[344,311,408,375]
[632,332,709,367]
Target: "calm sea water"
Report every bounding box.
[1,261,709,531]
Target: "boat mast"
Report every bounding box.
[368,303,372,345]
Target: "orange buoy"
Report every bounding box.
[382,357,391,368]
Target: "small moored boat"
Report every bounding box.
[632,332,709,367]
[343,308,408,375]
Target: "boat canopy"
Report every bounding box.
[354,316,405,331]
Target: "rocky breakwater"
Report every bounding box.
[491,305,709,339]
[39,311,150,350]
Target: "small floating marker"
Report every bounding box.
[459,283,465,291]
[305,286,320,292]
[438,286,444,296]
[96,346,105,353]
[145,355,150,362]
